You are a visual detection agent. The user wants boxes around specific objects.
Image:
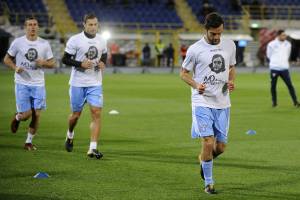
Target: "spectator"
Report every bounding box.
[155,39,165,67]
[165,43,174,67]
[180,44,187,62]
[142,43,151,66]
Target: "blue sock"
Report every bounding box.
[201,160,214,186]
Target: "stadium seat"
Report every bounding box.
[3,0,50,27]
[64,0,183,30]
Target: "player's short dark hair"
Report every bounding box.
[277,29,285,36]
[83,13,97,23]
[204,12,224,30]
[24,17,38,26]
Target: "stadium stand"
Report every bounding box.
[2,0,51,27]
[65,0,183,30]
[2,0,300,68]
[242,0,300,20]
[187,0,242,30]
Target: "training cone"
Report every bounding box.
[109,110,119,115]
[33,172,50,179]
[246,130,256,135]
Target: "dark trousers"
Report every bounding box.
[270,69,298,105]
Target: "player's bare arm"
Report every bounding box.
[35,58,56,68]
[180,68,206,94]
[3,54,23,73]
[228,65,236,92]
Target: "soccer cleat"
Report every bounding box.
[272,103,277,108]
[87,149,103,159]
[11,113,20,133]
[294,102,300,108]
[24,143,37,151]
[200,164,204,180]
[204,184,217,194]
[65,138,74,152]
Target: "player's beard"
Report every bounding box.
[208,37,220,45]
[205,32,220,45]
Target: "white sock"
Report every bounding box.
[16,113,20,121]
[67,130,74,139]
[89,141,97,151]
[25,132,34,144]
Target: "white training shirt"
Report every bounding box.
[266,38,291,70]
[65,32,107,87]
[182,37,236,109]
[7,35,53,86]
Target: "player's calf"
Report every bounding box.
[10,113,21,133]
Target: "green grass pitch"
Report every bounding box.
[0,70,300,200]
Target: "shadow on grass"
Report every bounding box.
[218,161,297,173]
[0,193,61,200]
[221,177,300,200]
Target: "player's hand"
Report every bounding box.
[15,66,24,73]
[35,59,45,68]
[81,59,93,69]
[98,61,105,71]
[197,83,206,94]
[228,81,235,92]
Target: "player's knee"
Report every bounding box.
[203,137,214,146]
[33,111,41,118]
[22,110,33,120]
[216,143,226,154]
[218,147,225,154]
[71,112,81,120]
[91,109,101,119]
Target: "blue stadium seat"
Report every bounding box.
[187,0,242,30]
[3,0,50,27]
[65,0,183,29]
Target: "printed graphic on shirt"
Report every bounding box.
[209,54,225,74]
[85,46,98,60]
[25,48,38,62]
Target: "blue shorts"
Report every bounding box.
[69,86,103,112]
[191,106,230,143]
[15,83,46,112]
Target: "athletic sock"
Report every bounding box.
[89,141,97,151]
[202,160,214,186]
[67,130,74,139]
[25,132,34,144]
[15,113,20,121]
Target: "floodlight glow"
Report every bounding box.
[251,23,259,28]
[101,31,111,40]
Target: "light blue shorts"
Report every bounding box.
[191,106,230,143]
[15,83,46,112]
[69,86,103,112]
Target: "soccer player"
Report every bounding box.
[4,17,55,150]
[180,13,236,194]
[62,13,107,159]
[266,29,300,108]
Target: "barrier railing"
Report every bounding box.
[243,5,300,20]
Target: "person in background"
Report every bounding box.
[266,29,300,108]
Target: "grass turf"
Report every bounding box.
[0,71,300,200]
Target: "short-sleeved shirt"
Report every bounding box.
[65,32,107,87]
[7,36,53,86]
[182,37,236,109]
